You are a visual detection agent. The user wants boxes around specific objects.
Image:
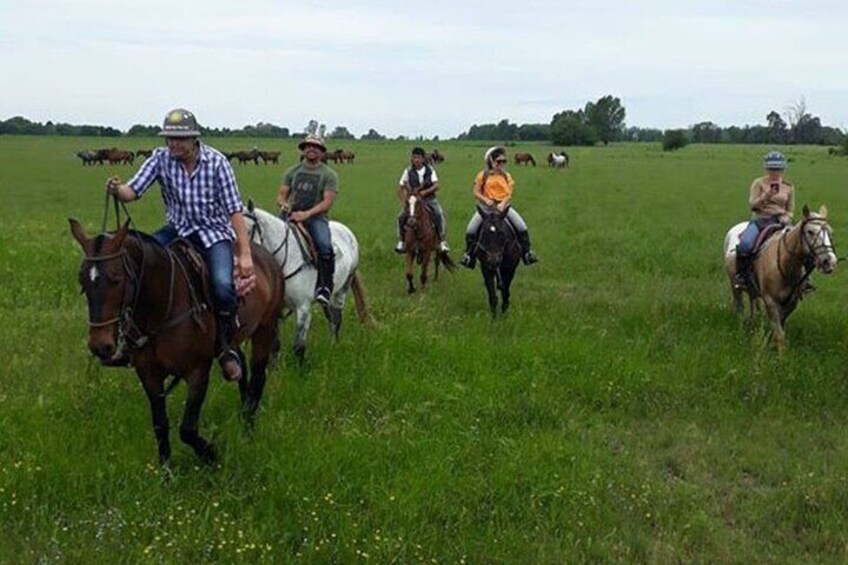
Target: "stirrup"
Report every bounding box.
[218,349,242,381]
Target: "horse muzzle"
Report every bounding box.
[89,337,130,367]
[818,255,837,274]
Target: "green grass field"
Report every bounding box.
[2,136,848,563]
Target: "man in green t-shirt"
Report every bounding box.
[277,133,339,305]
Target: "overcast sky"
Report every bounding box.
[1,0,846,138]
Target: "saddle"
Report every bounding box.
[167,238,214,310]
[289,221,319,265]
[751,223,787,255]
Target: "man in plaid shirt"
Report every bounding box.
[105,108,253,382]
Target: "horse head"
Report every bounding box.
[799,204,837,274]
[69,219,137,364]
[476,204,514,269]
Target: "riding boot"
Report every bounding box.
[460,233,477,269]
[517,231,539,265]
[734,252,752,290]
[315,254,335,306]
[215,311,242,381]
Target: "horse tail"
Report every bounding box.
[350,271,377,328]
[529,155,536,166]
[439,250,457,273]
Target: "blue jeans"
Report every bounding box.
[152,225,237,315]
[304,216,333,258]
[737,216,780,255]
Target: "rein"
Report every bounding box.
[775,217,834,298]
[246,211,310,280]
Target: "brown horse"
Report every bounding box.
[427,149,444,165]
[514,153,536,166]
[403,194,454,293]
[341,150,355,164]
[723,205,837,351]
[69,219,284,466]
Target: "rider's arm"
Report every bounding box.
[473,175,494,206]
[105,177,138,202]
[748,178,766,212]
[397,183,409,206]
[276,183,291,212]
[420,181,439,198]
[230,212,254,272]
[292,191,336,222]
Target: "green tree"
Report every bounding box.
[550,110,597,146]
[584,95,625,145]
[328,126,355,140]
[662,129,689,151]
[361,128,385,140]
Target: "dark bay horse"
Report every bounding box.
[403,194,455,293]
[514,153,536,166]
[723,205,837,351]
[472,205,522,316]
[69,219,284,466]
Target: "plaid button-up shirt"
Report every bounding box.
[128,143,244,248]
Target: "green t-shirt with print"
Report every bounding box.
[282,162,339,217]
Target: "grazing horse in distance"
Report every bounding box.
[104,149,135,165]
[723,204,837,351]
[136,149,153,159]
[258,151,281,164]
[403,193,455,294]
[69,219,284,466]
[228,149,260,165]
[341,150,355,164]
[547,152,569,168]
[243,204,375,363]
[324,149,344,164]
[514,153,536,166]
[76,150,98,165]
[472,205,522,316]
[427,150,444,165]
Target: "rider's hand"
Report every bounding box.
[105,176,121,195]
[289,211,308,223]
[234,252,256,297]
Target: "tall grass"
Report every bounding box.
[2,137,848,562]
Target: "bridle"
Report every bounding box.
[245,210,309,280]
[776,216,836,289]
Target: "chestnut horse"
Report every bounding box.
[514,153,536,166]
[403,194,455,293]
[69,219,284,466]
[471,205,522,316]
[723,205,837,351]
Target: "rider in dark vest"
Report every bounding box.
[395,147,450,253]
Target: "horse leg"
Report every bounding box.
[322,305,343,340]
[293,305,312,364]
[236,349,249,407]
[482,269,499,317]
[405,253,415,294]
[179,365,217,464]
[420,252,431,290]
[244,324,275,423]
[762,297,787,352]
[500,265,517,314]
[137,368,171,467]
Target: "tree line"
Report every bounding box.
[2,96,845,147]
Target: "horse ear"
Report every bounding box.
[802,204,810,218]
[68,218,91,251]
[819,205,828,217]
[247,198,255,212]
[111,220,131,248]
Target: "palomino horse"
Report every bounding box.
[471,205,522,316]
[723,205,837,351]
[243,205,375,362]
[403,194,455,294]
[547,152,569,168]
[70,219,284,466]
[514,153,536,166]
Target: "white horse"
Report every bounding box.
[723,205,836,351]
[547,152,569,168]
[244,204,374,362]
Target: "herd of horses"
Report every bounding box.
[68,148,839,466]
[512,151,570,168]
[76,148,137,166]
